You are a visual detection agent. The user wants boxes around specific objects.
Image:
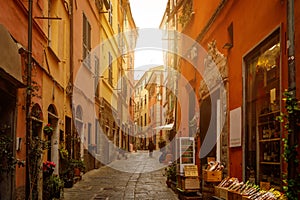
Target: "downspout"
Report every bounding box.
[25,0,33,199]
[287,1,296,93]
[287,0,296,182]
[70,0,74,91]
[70,0,75,159]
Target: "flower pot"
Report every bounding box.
[54,191,61,198]
[64,179,73,188]
[43,130,53,136]
[74,168,81,176]
[166,179,171,188]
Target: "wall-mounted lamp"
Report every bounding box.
[223,22,233,49]
[223,43,233,49]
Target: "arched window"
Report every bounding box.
[48,104,57,116]
[76,106,83,120]
[31,103,43,120]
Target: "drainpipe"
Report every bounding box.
[25,0,33,199]
[69,0,75,159]
[287,0,296,182]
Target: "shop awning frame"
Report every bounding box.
[154,123,174,130]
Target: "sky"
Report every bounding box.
[129,0,168,29]
[129,0,168,79]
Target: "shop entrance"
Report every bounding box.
[0,84,16,200]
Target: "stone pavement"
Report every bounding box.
[63,150,179,200]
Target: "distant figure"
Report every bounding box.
[159,147,167,163]
[148,140,155,157]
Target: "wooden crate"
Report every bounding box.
[203,170,222,182]
[228,190,242,200]
[260,181,270,190]
[183,177,200,190]
[214,186,221,197]
[178,175,200,190]
[207,157,216,163]
[219,187,228,199]
[242,196,250,200]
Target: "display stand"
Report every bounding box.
[177,165,201,200]
[176,137,201,199]
[177,137,195,174]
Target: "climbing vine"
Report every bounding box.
[277,90,300,200]
[0,135,25,174]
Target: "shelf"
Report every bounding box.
[260,161,280,165]
[259,138,281,142]
[258,122,272,126]
[259,110,280,118]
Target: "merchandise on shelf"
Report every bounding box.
[215,177,286,200]
[206,161,224,171]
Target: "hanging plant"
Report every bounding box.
[43,124,54,135]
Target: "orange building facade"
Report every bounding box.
[162,0,300,192]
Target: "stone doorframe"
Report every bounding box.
[198,40,229,177]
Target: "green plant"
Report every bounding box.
[59,147,69,160]
[43,124,54,135]
[70,159,86,172]
[276,90,300,200]
[163,161,177,182]
[29,136,49,198]
[0,135,25,174]
[43,174,64,199]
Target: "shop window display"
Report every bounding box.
[244,29,281,190]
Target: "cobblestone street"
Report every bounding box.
[63,151,178,200]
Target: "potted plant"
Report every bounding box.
[43,174,64,199]
[42,161,64,199]
[163,161,177,188]
[43,124,54,136]
[70,159,85,176]
[43,161,56,178]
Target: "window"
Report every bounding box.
[108,52,113,86]
[144,113,147,126]
[94,56,99,97]
[88,123,92,145]
[95,119,99,154]
[83,13,91,68]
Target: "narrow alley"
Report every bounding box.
[0,0,299,199]
[63,151,178,200]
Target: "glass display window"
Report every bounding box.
[244,28,281,190]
